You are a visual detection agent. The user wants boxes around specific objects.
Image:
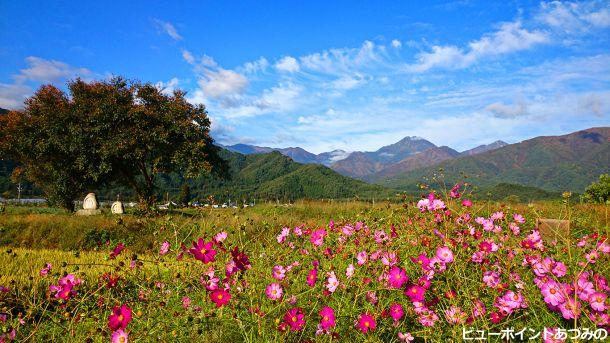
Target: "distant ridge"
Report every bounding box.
[378,127,610,192]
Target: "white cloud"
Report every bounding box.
[0,83,31,109]
[153,19,183,41]
[275,56,300,72]
[0,57,93,109]
[155,77,179,95]
[182,49,195,64]
[329,75,365,90]
[408,21,549,72]
[578,93,604,116]
[242,57,269,74]
[198,69,248,99]
[538,1,610,33]
[391,39,402,48]
[485,99,529,118]
[16,56,92,83]
[299,40,383,75]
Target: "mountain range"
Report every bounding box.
[225,137,509,180]
[224,127,609,193]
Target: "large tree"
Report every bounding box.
[0,77,226,210]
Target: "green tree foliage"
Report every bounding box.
[0,78,227,210]
[178,184,191,205]
[583,174,610,204]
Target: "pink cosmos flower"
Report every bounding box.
[182,296,191,309]
[310,229,327,247]
[374,230,389,244]
[214,231,228,243]
[108,304,132,331]
[445,305,467,324]
[265,283,283,301]
[558,297,581,320]
[49,274,82,300]
[472,299,486,318]
[387,266,408,289]
[189,238,217,264]
[272,265,286,280]
[411,254,430,270]
[543,327,566,343]
[307,268,318,287]
[418,309,439,327]
[589,292,607,312]
[326,271,339,293]
[283,307,305,331]
[541,281,566,306]
[461,199,472,207]
[210,289,231,308]
[356,251,368,265]
[346,264,355,278]
[398,332,414,342]
[356,313,376,333]
[111,329,129,343]
[436,246,454,263]
[513,213,525,224]
[318,306,336,331]
[389,303,404,323]
[39,263,52,277]
[277,227,290,243]
[159,241,170,256]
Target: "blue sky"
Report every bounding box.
[1,1,609,153]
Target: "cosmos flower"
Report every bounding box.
[307,268,318,287]
[210,289,231,308]
[326,271,340,293]
[389,303,404,323]
[111,329,129,343]
[265,283,283,301]
[405,285,425,302]
[110,242,125,259]
[189,238,217,264]
[356,313,376,333]
[283,307,305,331]
[387,266,408,289]
[589,292,607,312]
[108,304,132,331]
[159,241,170,255]
[435,246,454,263]
[356,251,368,265]
[541,281,566,306]
[309,229,327,247]
[318,306,336,331]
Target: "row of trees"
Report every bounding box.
[0,78,227,210]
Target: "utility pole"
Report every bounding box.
[17,182,22,203]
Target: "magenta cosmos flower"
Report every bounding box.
[108,304,132,331]
[387,266,408,289]
[283,307,306,331]
[265,283,283,300]
[210,289,231,308]
[307,268,318,287]
[189,238,217,264]
[356,313,376,333]
[389,303,404,323]
[405,285,425,302]
[318,306,336,331]
[111,329,129,343]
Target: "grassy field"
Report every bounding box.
[0,196,609,342]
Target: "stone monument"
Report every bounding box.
[111,201,124,214]
[76,193,102,215]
